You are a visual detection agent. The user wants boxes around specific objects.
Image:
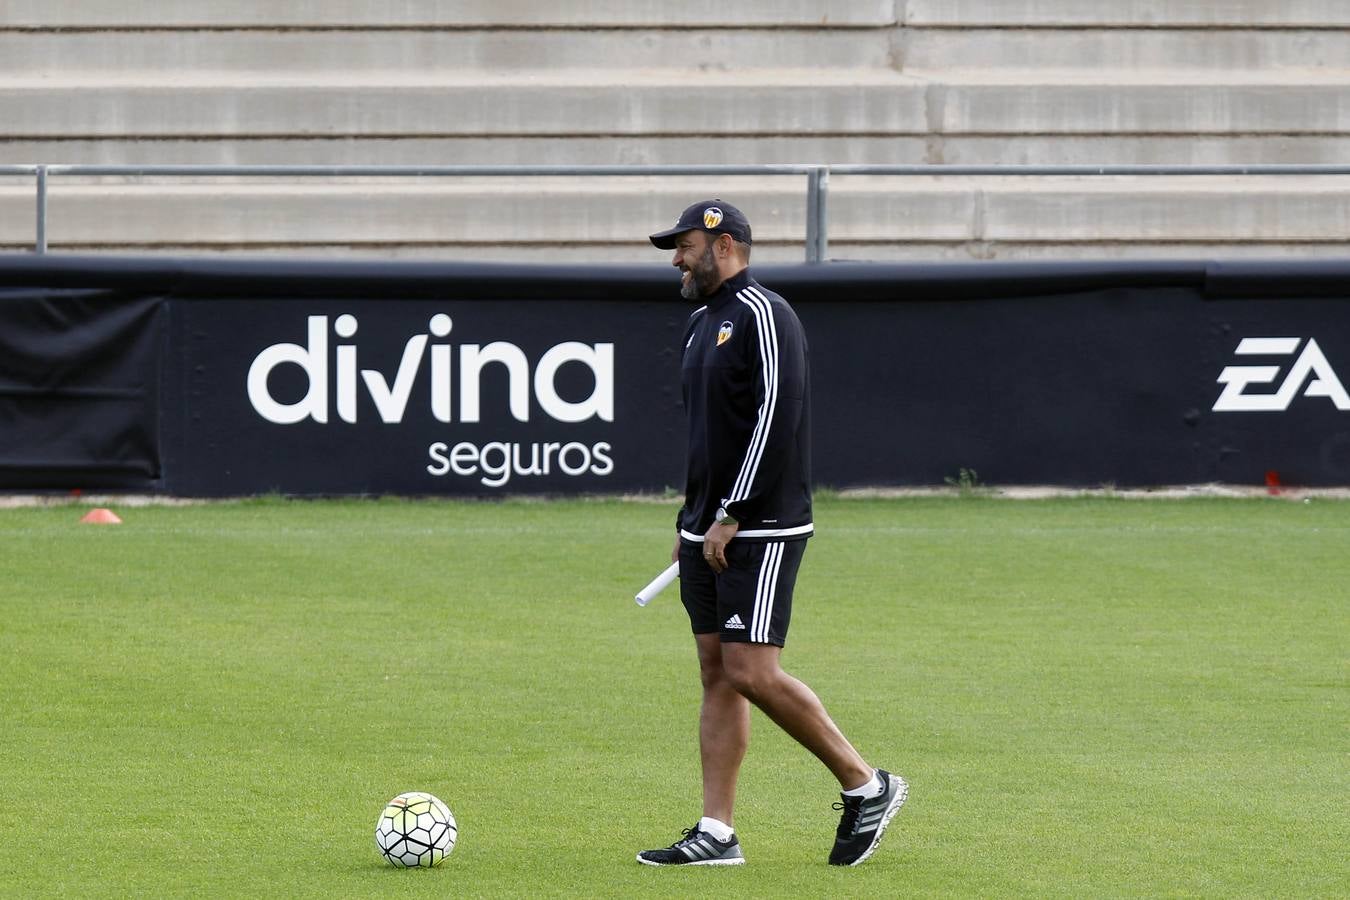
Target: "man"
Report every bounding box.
[637,200,906,868]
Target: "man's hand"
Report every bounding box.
[702,521,739,574]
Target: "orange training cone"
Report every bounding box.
[80,508,123,525]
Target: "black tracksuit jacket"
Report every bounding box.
[677,268,813,544]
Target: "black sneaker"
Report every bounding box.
[636,824,746,866]
[828,769,908,866]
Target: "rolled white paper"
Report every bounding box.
[635,561,680,607]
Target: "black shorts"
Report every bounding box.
[679,538,807,646]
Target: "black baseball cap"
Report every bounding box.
[649,199,753,249]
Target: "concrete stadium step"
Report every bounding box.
[3,177,1347,258]
[0,28,893,74]
[0,0,895,28]
[0,70,928,137]
[921,136,1350,167]
[8,241,1346,265]
[900,28,1350,71]
[4,71,1348,139]
[6,27,1345,79]
[7,27,1345,76]
[904,0,1350,27]
[11,135,1350,168]
[922,71,1350,134]
[0,136,932,167]
[815,241,1350,264]
[12,0,1345,29]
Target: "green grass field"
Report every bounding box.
[1,496,1345,898]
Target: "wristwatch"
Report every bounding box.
[714,507,738,527]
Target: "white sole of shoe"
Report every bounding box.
[636,854,746,867]
[846,774,909,867]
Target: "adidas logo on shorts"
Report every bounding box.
[724,614,746,630]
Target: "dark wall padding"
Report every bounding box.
[2,255,1347,493]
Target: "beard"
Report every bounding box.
[679,244,718,300]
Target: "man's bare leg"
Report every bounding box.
[695,633,750,825]
[720,642,872,789]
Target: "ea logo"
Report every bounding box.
[703,207,724,229]
[1213,337,1350,412]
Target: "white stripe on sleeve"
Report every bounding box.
[727,287,779,507]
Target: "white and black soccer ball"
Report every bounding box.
[375,791,457,867]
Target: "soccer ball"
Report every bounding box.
[375,791,457,867]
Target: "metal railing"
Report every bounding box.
[4,163,1350,263]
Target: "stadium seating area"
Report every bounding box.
[2,1,1348,260]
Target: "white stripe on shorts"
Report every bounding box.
[751,541,785,643]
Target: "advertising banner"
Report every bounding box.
[168,295,683,495]
[1,256,1347,493]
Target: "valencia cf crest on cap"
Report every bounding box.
[650,199,752,249]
